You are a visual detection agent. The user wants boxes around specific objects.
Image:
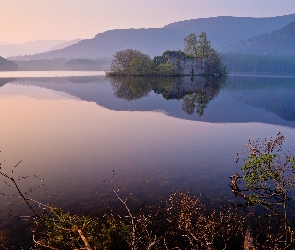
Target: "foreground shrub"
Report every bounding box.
[1,133,295,249]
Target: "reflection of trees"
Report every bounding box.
[154,76,226,116]
[182,94,196,115]
[182,93,209,116]
[67,76,102,84]
[108,76,152,101]
[182,77,226,116]
[107,75,226,115]
[0,78,16,87]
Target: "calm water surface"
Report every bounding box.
[0,70,104,78]
[0,72,295,218]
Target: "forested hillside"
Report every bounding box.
[225,21,295,56]
[222,54,295,74]
[0,56,18,71]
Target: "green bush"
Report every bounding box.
[154,63,177,76]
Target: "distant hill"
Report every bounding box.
[0,40,66,58]
[224,21,295,55]
[166,15,295,51]
[11,29,186,60]
[45,39,82,52]
[0,56,18,71]
[164,15,295,29]
[10,14,295,60]
[0,41,14,46]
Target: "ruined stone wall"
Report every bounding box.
[161,51,204,76]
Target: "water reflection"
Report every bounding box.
[109,76,152,101]
[109,76,226,116]
[0,78,15,87]
[1,73,295,245]
[224,75,295,121]
[1,75,295,127]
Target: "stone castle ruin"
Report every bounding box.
[154,50,205,76]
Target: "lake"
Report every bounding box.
[1,71,295,221]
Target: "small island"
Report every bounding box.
[107,32,226,77]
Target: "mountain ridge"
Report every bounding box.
[224,21,295,55]
[10,14,295,60]
[45,39,82,52]
[0,40,66,58]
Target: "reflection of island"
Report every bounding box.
[108,76,226,116]
[109,76,152,101]
[1,75,295,128]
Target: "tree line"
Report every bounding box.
[222,53,295,74]
[0,56,18,71]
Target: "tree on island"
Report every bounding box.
[183,33,198,56]
[184,32,224,74]
[108,32,226,76]
[184,32,211,63]
[109,49,153,76]
[196,32,212,63]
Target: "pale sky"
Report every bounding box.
[1,0,295,44]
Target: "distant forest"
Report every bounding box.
[14,58,111,71]
[221,20,295,74]
[222,54,295,74]
[0,56,18,71]
[224,21,295,56]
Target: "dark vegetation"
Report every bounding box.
[109,75,226,116]
[220,20,295,74]
[0,57,18,71]
[224,21,295,56]
[222,54,295,74]
[64,59,111,71]
[1,133,295,249]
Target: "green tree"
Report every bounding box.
[154,63,177,76]
[109,49,152,76]
[230,132,295,248]
[196,32,212,68]
[129,55,153,76]
[204,49,227,75]
[183,32,212,61]
[183,33,197,56]
[183,32,226,73]
[196,32,212,59]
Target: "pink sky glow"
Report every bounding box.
[1,0,295,44]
